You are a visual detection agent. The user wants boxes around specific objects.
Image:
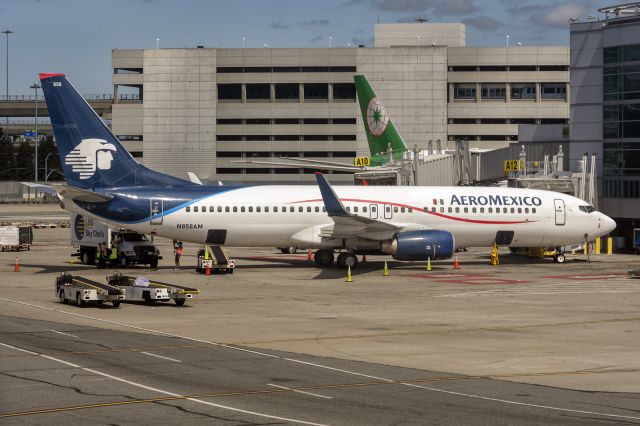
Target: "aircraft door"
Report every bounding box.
[384,204,393,219]
[369,204,378,219]
[150,199,164,225]
[554,199,565,226]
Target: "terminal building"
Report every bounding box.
[111,22,570,183]
[570,3,640,239]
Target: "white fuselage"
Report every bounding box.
[67,185,615,250]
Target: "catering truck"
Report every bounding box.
[71,213,161,268]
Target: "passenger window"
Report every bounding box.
[241,206,246,212]
[257,206,261,212]
[217,206,222,212]
[423,207,428,212]
[290,206,295,212]
[225,206,230,212]
[233,206,238,212]
[315,206,320,212]
[448,207,452,213]
[488,207,493,213]
[510,207,515,213]
[363,207,367,213]
[209,206,214,212]
[394,207,399,213]
[472,207,477,213]
[274,206,278,212]
[518,208,522,214]
[186,206,191,212]
[307,206,311,212]
[264,206,269,212]
[532,208,537,214]
[464,207,469,213]
[322,207,326,212]
[298,206,303,212]
[400,207,405,213]
[455,207,460,213]
[480,207,484,213]
[354,206,359,213]
[249,206,253,212]
[194,206,199,213]
[201,206,206,213]
[440,207,444,213]
[503,208,508,213]
[346,206,351,212]
[408,208,412,213]
[432,207,436,212]
[525,208,529,213]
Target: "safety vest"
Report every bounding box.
[176,247,183,255]
[109,244,118,260]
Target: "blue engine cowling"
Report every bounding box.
[386,230,455,261]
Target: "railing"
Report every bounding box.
[0,94,138,101]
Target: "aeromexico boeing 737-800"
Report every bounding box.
[36,72,615,268]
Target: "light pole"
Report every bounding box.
[30,83,41,182]
[44,152,53,183]
[242,36,245,48]
[156,38,159,49]
[2,30,14,126]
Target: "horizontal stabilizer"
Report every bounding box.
[52,184,113,203]
[20,182,58,196]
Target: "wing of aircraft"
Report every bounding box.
[313,172,402,240]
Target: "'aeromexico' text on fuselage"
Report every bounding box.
[450,195,542,207]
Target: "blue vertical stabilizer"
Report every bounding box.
[40,73,189,189]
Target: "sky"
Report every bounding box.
[0,0,607,94]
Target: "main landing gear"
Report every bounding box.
[313,250,358,268]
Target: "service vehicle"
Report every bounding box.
[196,245,235,274]
[55,272,124,308]
[70,213,161,268]
[106,272,199,306]
[0,226,32,252]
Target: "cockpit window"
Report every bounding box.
[579,205,595,213]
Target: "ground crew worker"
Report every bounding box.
[109,239,118,268]
[174,240,183,270]
[96,243,106,269]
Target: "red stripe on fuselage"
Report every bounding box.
[288,198,535,225]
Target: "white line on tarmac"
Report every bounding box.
[140,351,182,363]
[2,297,639,422]
[0,341,327,425]
[401,382,640,421]
[268,383,333,400]
[47,329,80,339]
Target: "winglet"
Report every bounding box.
[314,172,350,217]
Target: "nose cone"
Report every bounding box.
[600,213,616,235]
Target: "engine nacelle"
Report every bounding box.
[382,230,455,261]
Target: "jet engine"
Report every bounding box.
[381,230,455,261]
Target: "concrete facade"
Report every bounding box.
[111,22,569,184]
[570,10,640,222]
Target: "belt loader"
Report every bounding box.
[106,272,199,306]
[55,272,125,308]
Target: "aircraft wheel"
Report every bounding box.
[554,253,566,264]
[337,252,358,269]
[314,249,334,266]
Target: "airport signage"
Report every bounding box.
[503,159,524,173]
[353,157,371,167]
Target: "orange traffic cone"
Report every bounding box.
[307,249,313,261]
[453,255,459,269]
[205,263,211,276]
[14,257,19,272]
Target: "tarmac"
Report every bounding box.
[1,217,640,424]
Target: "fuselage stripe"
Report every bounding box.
[288,198,535,225]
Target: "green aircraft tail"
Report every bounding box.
[354,75,408,165]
